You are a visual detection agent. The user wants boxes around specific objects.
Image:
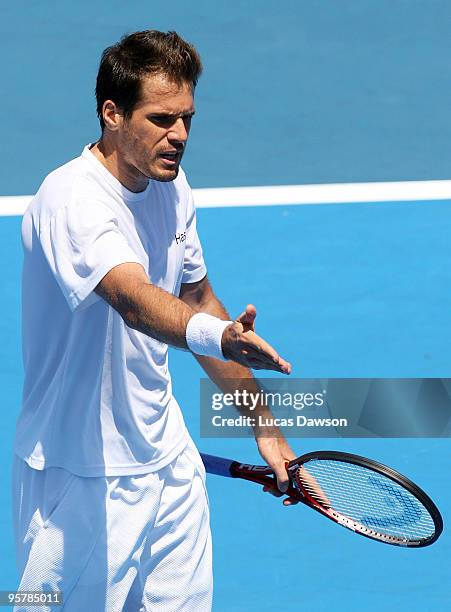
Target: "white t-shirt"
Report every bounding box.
[14,145,207,476]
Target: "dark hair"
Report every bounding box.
[95,30,203,130]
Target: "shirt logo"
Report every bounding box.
[174,231,186,245]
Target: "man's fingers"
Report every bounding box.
[272,463,290,494]
[239,332,292,374]
[235,304,257,331]
[243,347,292,374]
[243,303,257,321]
[222,323,291,374]
[282,497,300,506]
[258,439,299,507]
[262,485,284,498]
[236,354,290,374]
[262,486,299,505]
[242,351,291,375]
[242,357,288,374]
[242,331,277,356]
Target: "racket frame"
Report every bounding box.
[201,450,443,547]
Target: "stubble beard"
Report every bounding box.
[149,164,180,182]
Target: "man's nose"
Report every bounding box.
[168,117,189,144]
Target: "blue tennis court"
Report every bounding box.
[1,2,451,610]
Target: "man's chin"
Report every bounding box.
[148,164,180,182]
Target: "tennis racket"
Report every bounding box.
[200,450,443,547]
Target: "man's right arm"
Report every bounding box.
[95,262,194,348]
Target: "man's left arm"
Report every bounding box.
[179,275,298,505]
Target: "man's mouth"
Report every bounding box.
[159,151,181,165]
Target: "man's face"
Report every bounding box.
[117,73,195,183]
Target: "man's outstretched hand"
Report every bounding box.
[221,304,291,375]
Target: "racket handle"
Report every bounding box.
[200,453,236,478]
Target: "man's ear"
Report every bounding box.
[102,100,123,132]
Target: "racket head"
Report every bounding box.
[287,451,443,547]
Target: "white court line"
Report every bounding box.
[1,180,451,216]
[0,196,34,217]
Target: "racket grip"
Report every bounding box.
[200,453,235,477]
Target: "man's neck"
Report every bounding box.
[89,140,149,193]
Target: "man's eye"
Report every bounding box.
[149,115,194,127]
[150,116,174,126]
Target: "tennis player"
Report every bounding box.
[12,30,295,611]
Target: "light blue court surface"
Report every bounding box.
[2,1,451,610]
[1,201,451,611]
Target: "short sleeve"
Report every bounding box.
[38,199,142,311]
[181,189,207,284]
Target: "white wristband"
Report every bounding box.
[186,312,233,361]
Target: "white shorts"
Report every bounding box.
[11,439,212,612]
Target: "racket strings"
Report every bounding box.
[296,468,331,508]
[295,460,435,542]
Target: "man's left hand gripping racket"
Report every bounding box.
[201,451,443,547]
